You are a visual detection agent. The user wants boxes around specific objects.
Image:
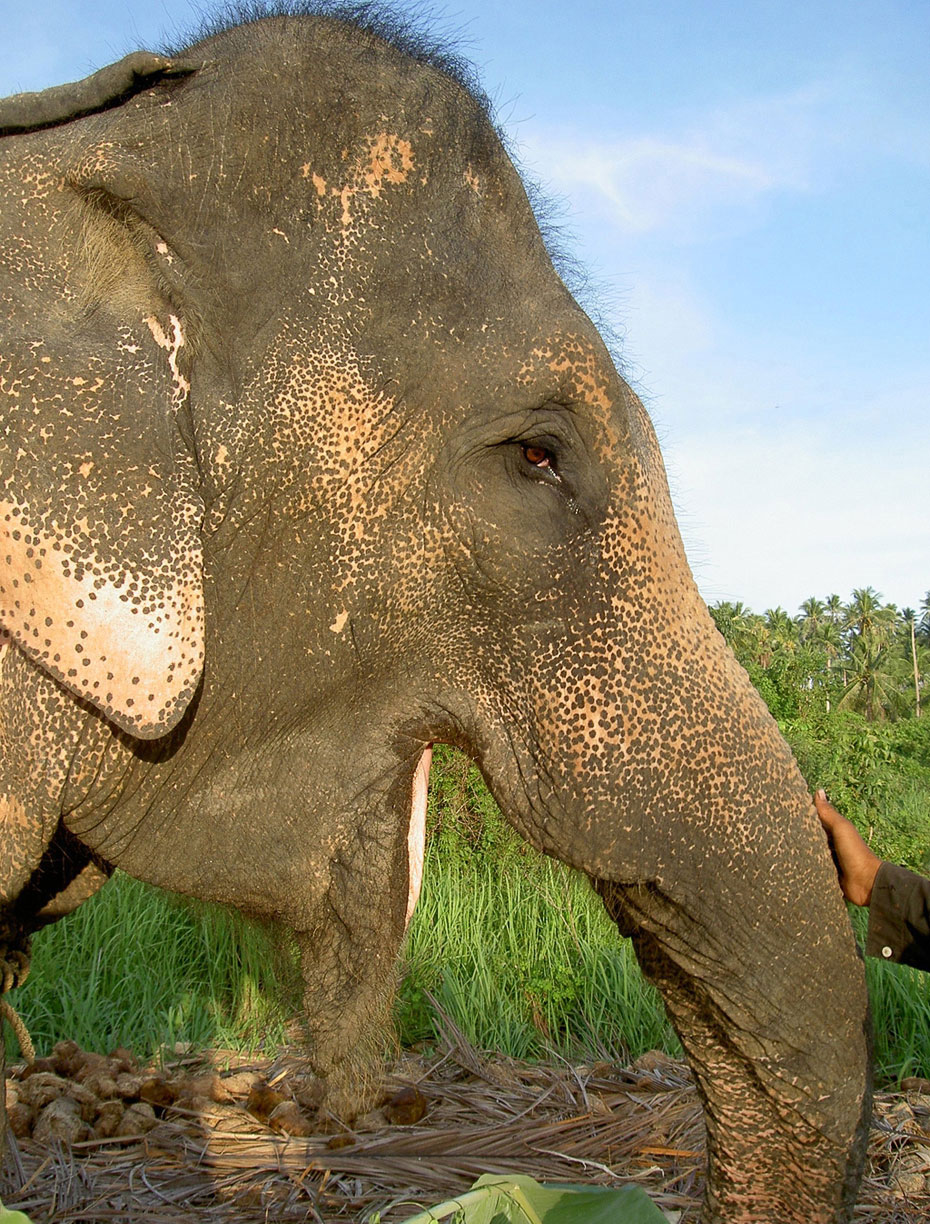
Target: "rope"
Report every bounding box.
[0,949,30,995]
[0,999,34,1064]
[1,948,35,1065]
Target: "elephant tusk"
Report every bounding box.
[406,745,433,928]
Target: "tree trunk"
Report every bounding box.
[911,620,921,719]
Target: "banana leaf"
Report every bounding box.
[396,1173,670,1224]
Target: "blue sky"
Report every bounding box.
[4,0,928,616]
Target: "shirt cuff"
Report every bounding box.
[866,861,929,967]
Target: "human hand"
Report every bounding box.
[814,789,882,907]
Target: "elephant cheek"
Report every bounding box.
[405,745,432,928]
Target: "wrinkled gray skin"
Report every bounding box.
[0,12,870,1220]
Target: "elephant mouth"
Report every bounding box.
[405,744,433,927]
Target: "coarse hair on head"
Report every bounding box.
[161,1,493,117]
[158,0,622,364]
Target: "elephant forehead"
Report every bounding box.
[522,338,612,406]
[519,335,627,439]
[508,332,659,482]
[300,131,416,235]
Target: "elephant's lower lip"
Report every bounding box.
[405,743,433,926]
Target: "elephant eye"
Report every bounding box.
[518,442,563,487]
[510,437,566,490]
[522,443,555,471]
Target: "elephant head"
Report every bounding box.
[0,10,869,1220]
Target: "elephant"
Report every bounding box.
[0,6,870,1220]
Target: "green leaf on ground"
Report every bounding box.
[0,1203,34,1224]
[395,1174,669,1224]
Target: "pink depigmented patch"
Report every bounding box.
[0,500,204,737]
[144,314,190,408]
[305,132,415,228]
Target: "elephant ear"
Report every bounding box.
[0,54,205,740]
[0,52,194,135]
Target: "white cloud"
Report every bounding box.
[536,136,780,234]
[519,82,851,240]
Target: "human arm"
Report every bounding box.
[813,789,881,906]
[815,789,930,971]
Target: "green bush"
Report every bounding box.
[782,709,930,871]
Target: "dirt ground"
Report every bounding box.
[3,1032,930,1223]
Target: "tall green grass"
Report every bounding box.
[5,876,297,1060]
[399,746,677,1061]
[399,829,677,1063]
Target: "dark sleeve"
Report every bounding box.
[866,862,930,972]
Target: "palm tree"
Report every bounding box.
[798,597,826,644]
[841,589,898,721]
[797,596,841,710]
[844,587,896,648]
[764,607,797,649]
[745,614,774,668]
[824,594,844,627]
[901,608,922,718]
[709,600,748,646]
[824,595,846,685]
[919,591,930,647]
[840,633,898,721]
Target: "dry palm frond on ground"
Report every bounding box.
[2,1031,930,1223]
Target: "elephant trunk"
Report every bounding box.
[583,621,872,1221]
[597,868,870,1222]
[487,578,872,1219]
